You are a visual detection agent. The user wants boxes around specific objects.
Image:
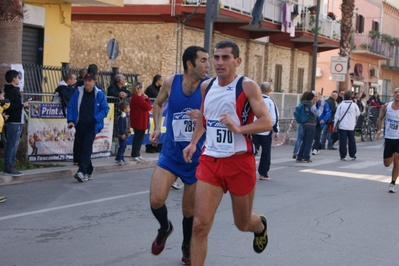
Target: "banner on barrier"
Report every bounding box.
[27,102,114,162]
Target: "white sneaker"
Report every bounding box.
[86,174,93,181]
[389,183,395,193]
[132,157,141,162]
[138,156,145,161]
[171,182,182,190]
[312,149,318,155]
[74,172,85,183]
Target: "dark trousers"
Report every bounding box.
[312,123,322,150]
[338,129,356,159]
[297,124,315,161]
[73,137,80,164]
[131,129,145,157]
[116,138,126,161]
[75,124,95,175]
[252,133,272,177]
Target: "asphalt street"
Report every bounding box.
[1,139,398,266]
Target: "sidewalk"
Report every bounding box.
[0,147,160,186]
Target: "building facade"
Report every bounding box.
[69,0,340,91]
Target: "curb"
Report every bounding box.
[0,158,158,186]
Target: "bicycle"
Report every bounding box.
[360,106,380,141]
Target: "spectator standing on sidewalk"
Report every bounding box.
[67,73,109,182]
[292,91,309,159]
[3,70,30,177]
[148,46,209,265]
[145,74,163,154]
[183,40,271,265]
[75,68,87,87]
[376,87,399,193]
[115,101,130,165]
[320,91,338,150]
[296,92,324,163]
[334,90,360,161]
[312,91,331,155]
[129,82,152,162]
[252,81,279,180]
[0,89,10,202]
[107,74,132,99]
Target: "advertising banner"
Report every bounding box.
[27,102,114,162]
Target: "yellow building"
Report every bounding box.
[23,0,122,66]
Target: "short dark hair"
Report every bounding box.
[344,90,353,100]
[214,40,240,58]
[305,91,315,101]
[5,70,19,83]
[87,64,99,74]
[182,46,208,72]
[63,73,74,82]
[152,74,162,84]
[119,101,129,111]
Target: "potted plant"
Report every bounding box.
[308,5,317,14]
[327,12,336,20]
[359,43,368,50]
[369,30,380,39]
[381,33,392,43]
[392,37,399,46]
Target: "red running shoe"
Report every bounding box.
[181,244,191,265]
[151,221,174,255]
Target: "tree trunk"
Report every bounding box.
[338,0,355,92]
[0,0,28,166]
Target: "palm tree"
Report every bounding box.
[339,0,355,91]
[0,0,27,165]
[0,0,23,89]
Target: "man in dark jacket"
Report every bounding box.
[3,70,30,177]
[67,73,109,183]
[145,75,163,99]
[107,74,132,99]
[145,74,163,153]
[321,91,338,150]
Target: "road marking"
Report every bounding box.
[271,158,296,164]
[300,169,390,183]
[364,145,384,149]
[305,159,336,166]
[339,161,381,169]
[0,190,149,221]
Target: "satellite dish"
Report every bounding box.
[107,38,119,60]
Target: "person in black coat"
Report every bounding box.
[107,74,132,99]
[145,75,163,153]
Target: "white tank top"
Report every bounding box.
[384,102,399,139]
[202,75,254,158]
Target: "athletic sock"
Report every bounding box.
[151,204,169,232]
[391,181,396,185]
[182,216,193,245]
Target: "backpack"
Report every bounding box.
[294,102,310,124]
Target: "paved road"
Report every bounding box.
[1,140,397,266]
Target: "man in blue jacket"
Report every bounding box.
[67,73,109,182]
[312,91,331,155]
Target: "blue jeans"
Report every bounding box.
[297,124,316,161]
[293,124,303,154]
[320,125,334,149]
[4,123,23,167]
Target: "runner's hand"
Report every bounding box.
[150,130,161,145]
[183,143,196,163]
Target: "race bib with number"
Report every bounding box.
[172,111,195,142]
[386,117,399,136]
[206,119,235,155]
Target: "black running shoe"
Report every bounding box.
[253,215,268,253]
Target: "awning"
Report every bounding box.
[369,83,379,87]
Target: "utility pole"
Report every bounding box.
[310,0,321,91]
[204,0,219,53]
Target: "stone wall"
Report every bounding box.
[70,21,311,90]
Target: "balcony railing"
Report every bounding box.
[185,0,341,40]
[352,35,395,58]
